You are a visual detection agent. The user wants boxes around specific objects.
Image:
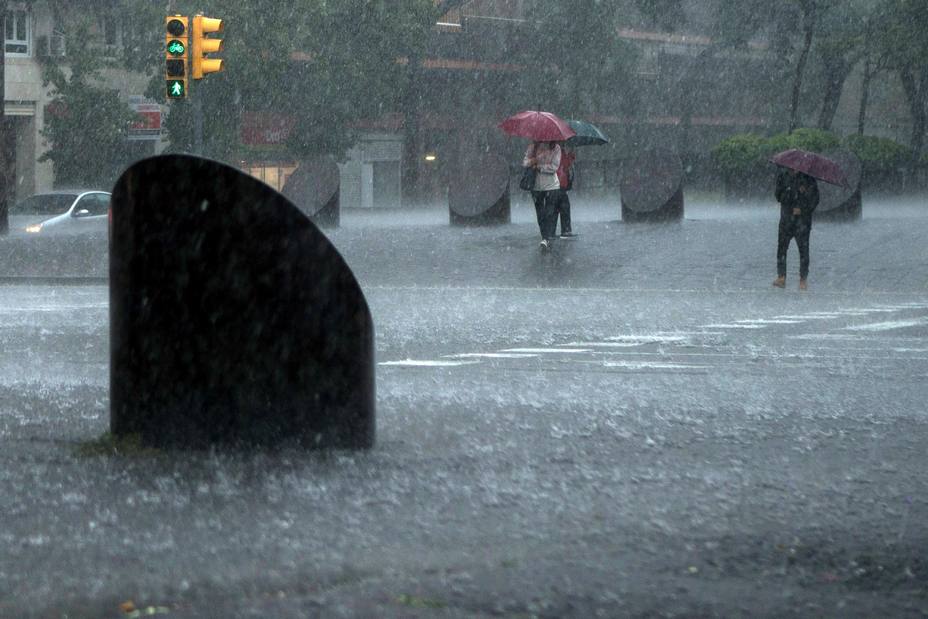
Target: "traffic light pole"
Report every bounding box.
[193,94,204,156]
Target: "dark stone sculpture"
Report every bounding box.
[281,156,341,228]
[109,155,374,449]
[449,151,510,225]
[620,149,685,222]
[815,149,862,222]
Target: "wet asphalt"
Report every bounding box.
[0,198,927,618]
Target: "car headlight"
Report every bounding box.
[25,224,42,233]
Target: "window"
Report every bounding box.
[100,15,119,52]
[75,194,111,217]
[45,27,66,57]
[4,9,31,56]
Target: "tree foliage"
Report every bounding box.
[516,0,638,119]
[150,0,437,160]
[37,17,136,187]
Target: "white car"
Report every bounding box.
[9,190,111,236]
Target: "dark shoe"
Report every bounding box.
[560,231,578,239]
[772,276,786,288]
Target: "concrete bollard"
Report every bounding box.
[281,156,341,228]
[109,155,374,450]
[620,149,685,222]
[449,151,510,226]
[815,148,862,222]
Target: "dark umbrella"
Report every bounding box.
[770,149,850,188]
[565,119,610,147]
[498,110,576,142]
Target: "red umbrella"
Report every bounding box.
[770,149,850,188]
[498,110,576,142]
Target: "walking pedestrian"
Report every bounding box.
[773,168,819,290]
[555,143,577,238]
[523,140,562,251]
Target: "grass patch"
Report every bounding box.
[75,433,161,458]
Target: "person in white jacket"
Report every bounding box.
[523,141,562,250]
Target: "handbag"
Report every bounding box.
[519,166,536,191]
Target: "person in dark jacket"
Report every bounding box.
[773,168,819,290]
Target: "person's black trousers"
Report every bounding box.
[777,215,812,279]
[531,190,558,240]
[554,189,572,234]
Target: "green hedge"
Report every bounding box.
[712,128,841,178]
[712,129,911,178]
[710,133,768,176]
[845,135,913,172]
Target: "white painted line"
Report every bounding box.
[567,341,670,348]
[447,353,538,359]
[734,319,804,325]
[501,347,592,354]
[603,335,690,344]
[603,360,709,370]
[379,359,481,367]
[704,324,766,329]
[789,333,925,341]
[845,318,928,332]
[774,315,840,320]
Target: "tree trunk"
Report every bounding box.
[899,65,928,161]
[677,45,719,159]
[789,2,817,132]
[817,55,851,131]
[0,2,10,235]
[857,56,873,135]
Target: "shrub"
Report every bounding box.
[765,128,842,156]
[845,135,913,172]
[711,128,842,179]
[710,133,767,177]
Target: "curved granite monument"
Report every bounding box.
[449,151,510,226]
[281,156,341,228]
[110,155,374,449]
[815,148,862,222]
[620,149,684,222]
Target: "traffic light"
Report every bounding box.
[191,15,224,79]
[165,15,188,99]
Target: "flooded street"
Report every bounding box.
[1,205,926,617]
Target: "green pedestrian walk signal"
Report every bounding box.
[167,79,186,99]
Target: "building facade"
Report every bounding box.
[3,2,160,203]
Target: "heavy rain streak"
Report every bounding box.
[1,1,928,617]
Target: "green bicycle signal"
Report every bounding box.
[167,39,186,56]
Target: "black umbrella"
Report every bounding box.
[565,119,610,147]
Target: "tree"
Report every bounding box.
[148,0,436,162]
[37,17,136,187]
[875,0,928,161]
[508,1,636,121]
[811,3,870,131]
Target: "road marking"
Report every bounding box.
[446,353,538,359]
[704,323,765,329]
[735,319,804,325]
[603,335,691,344]
[602,360,709,370]
[501,347,593,354]
[379,359,481,367]
[845,318,928,332]
[774,315,840,320]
